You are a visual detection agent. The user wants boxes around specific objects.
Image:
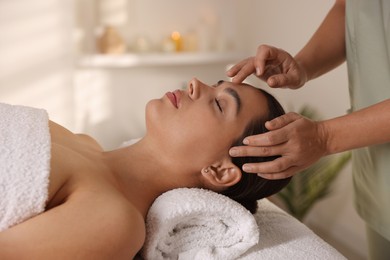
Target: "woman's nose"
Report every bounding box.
[187,78,201,100]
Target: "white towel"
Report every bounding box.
[0,103,51,232]
[141,188,259,260]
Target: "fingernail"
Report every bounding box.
[256,67,261,76]
[268,78,275,86]
[243,165,252,172]
[229,148,238,156]
[243,138,249,145]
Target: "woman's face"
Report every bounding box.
[145,78,269,173]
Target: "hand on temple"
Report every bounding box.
[229,112,329,180]
[227,44,308,89]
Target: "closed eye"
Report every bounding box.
[215,98,223,112]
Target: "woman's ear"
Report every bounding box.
[201,158,241,189]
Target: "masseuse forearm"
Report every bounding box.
[321,99,390,155]
[295,0,346,81]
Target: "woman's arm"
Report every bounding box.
[295,0,346,81]
[0,196,145,259]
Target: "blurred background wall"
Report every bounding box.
[0,0,74,126]
[0,0,367,259]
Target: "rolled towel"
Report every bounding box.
[0,103,51,231]
[141,188,259,260]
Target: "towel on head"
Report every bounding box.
[141,188,259,260]
[0,102,51,232]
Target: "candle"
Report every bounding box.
[171,31,183,52]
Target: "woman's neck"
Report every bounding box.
[103,138,200,218]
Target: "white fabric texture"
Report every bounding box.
[0,102,51,232]
[141,188,259,260]
[238,199,346,260]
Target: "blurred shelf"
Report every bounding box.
[77,52,246,68]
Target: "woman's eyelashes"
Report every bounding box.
[215,98,223,112]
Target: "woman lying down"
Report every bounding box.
[0,78,290,259]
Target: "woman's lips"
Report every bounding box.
[166,91,178,108]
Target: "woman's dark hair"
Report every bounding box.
[221,88,291,214]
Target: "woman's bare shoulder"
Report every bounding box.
[49,120,103,151]
[0,192,145,259]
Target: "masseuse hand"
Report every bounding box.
[227,44,307,89]
[229,112,328,180]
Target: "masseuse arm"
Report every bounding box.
[238,99,390,179]
[228,0,348,178]
[293,0,346,82]
[0,196,144,259]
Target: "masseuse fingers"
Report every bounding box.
[226,59,245,77]
[254,44,281,76]
[257,166,300,180]
[243,127,288,147]
[265,112,302,131]
[242,156,294,175]
[229,144,283,158]
[254,45,304,89]
[267,74,293,88]
[226,57,251,76]
[266,65,302,89]
[229,129,288,157]
[228,58,256,83]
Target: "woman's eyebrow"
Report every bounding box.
[224,87,241,115]
[212,80,225,88]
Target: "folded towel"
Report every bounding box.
[141,188,259,260]
[0,103,51,232]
